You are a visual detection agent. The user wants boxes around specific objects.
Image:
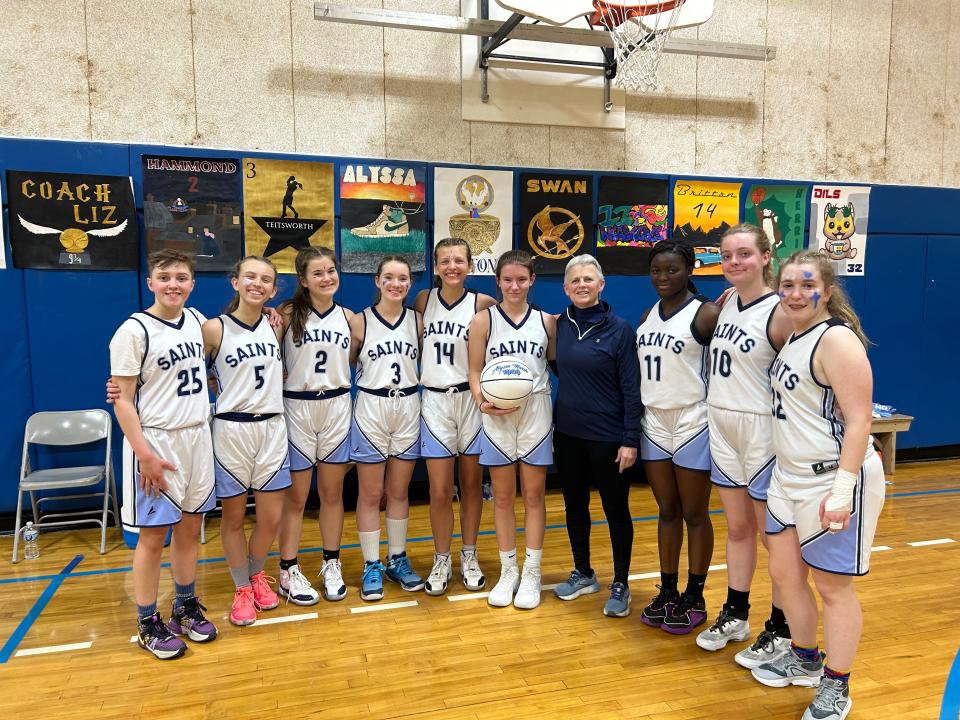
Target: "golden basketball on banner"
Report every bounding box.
[242,157,334,273]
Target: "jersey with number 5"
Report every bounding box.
[420,288,476,389]
[109,309,209,430]
[707,290,779,414]
[356,307,420,390]
[212,314,283,415]
[636,296,709,410]
[283,304,352,393]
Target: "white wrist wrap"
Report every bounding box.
[825,468,858,512]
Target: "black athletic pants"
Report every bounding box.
[554,430,634,584]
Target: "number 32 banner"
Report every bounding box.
[809,185,871,277]
[672,179,742,276]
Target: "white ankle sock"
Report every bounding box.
[524,547,542,568]
[499,548,518,568]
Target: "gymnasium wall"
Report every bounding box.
[1,1,958,186]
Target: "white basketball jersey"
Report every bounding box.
[118,309,209,430]
[283,304,352,393]
[485,305,550,394]
[636,296,709,410]
[356,307,420,390]
[770,318,873,476]
[421,288,477,388]
[707,291,779,414]
[213,314,283,415]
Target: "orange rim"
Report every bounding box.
[590,0,686,28]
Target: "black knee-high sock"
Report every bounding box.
[769,604,790,637]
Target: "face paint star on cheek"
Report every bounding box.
[778,291,786,299]
[811,290,821,308]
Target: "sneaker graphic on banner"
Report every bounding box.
[351,205,410,237]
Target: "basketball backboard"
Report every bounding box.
[493,0,594,26]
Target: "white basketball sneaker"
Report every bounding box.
[425,553,452,596]
[460,548,486,591]
[513,564,542,610]
[318,558,347,602]
[278,564,320,606]
[487,565,520,607]
[350,204,409,237]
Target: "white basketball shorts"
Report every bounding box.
[708,405,776,501]
[640,402,710,471]
[420,387,483,459]
[212,415,292,498]
[284,391,352,470]
[479,392,553,467]
[350,390,421,463]
[121,424,215,528]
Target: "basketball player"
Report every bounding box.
[696,224,795,667]
[349,256,424,601]
[415,238,496,595]
[467,250,557,610]
[637,241,719,634]
[207,256,291,626]
[110,249,217,660]
[751,252,883,720]
[276,247,353,604]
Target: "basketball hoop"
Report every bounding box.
[590,0,688,93]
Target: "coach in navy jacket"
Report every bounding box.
[552,254,643,617]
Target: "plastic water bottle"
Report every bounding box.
[23,522,40,560]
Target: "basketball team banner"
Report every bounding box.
[809,185,871,277]
[242,157,334,274]
[743,184,809,270]
[433,167,513,276]
[519,172,594,275]
[339,163,426,273]
[596,175,669,275]
[672,179,741,276]
[6,170,138,270]
[141,155,243,272]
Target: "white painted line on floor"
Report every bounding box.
[709,564,728,572]
[448,591,490,602]
[350,600,419,614]
[130,635,137,643]
[629,564,726,583]
[16,641,93,657]
[255,612,318,626]
[542,583,559,592]
[871,545,893,552]
[908,538,955,547]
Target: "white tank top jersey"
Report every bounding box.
[283,304,352,393]
[421,288,477,389]
[115,309,209,430]
[636,296,709,410]
[485,305,550,394]
[770,318,868,477]
[707,290,780,414]
[213,314,284,415]
[355,307,420,390]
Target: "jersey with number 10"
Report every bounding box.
[421,289,476,388]
[213,315,283,415]
[283,304,352,393]
[356,307,420,390]
[636,296,709,410]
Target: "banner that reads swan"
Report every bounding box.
[433,167,513,276]
[519,172,594,275]
[809,185,871,277]
[6,170,138,270]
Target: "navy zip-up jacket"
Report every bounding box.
[553,301,643,447]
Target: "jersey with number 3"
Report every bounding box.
[421,289,476,388]
[636,296,709,410]
[213,315,283,415]
[707,291,779,414]
[356,307,420,390]
[283,304,352,393]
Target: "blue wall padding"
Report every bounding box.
[0,136,957,514]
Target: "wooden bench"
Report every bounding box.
[870,414,914,475]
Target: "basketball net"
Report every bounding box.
[591,0,687,93]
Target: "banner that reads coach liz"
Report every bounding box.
[809,185,871,277]
[519,173,594,275]
[595,176,669,275]
[242,157,334,274]
[142,155,242,272]
[6,170,139,270]
[433,167,513,276]
[672,179,741,276]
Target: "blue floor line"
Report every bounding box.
[941,646,960,720]
[0,554,83,663]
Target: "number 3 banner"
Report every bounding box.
[671,179,742,276]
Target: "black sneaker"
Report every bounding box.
[640,585,680,627]
[662,593,708,635]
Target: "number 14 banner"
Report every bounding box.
[671,179,742,276]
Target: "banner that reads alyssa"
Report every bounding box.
[743,184,809,270]
[340,163,426,274]
[242,157,334,274]
[809,185,871,277]
[6,170,139,270]
[519,173,594,275]
[433,167,513,276]
[595,176,669,275]
[672,179,741,276]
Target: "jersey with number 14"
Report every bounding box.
[283,305,352,393]
[356,307,420,390]
[421,288,477,388]
[707,290,779,414]
[213,315,283,415]
[636,296,709,410]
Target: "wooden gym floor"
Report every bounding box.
[1,460,958,720]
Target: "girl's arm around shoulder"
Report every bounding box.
[767,303,793,351]
[476,293,497,312]
[414,308,424,350]
[201,317,223,360]
[541,310,557,362]
[413,289,430,315]
[348,310,366,365]
[693,300,721,344]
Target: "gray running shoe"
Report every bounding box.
[752,647,824,688]
[554,569,601,601]
[696,604,750,651]
[735,624,791,669]
[802,677,852,720]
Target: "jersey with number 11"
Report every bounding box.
[213,314,283,415]
[636,296,709,410]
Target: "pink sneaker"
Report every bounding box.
[250,571,279,610]
[230,586,257,626]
